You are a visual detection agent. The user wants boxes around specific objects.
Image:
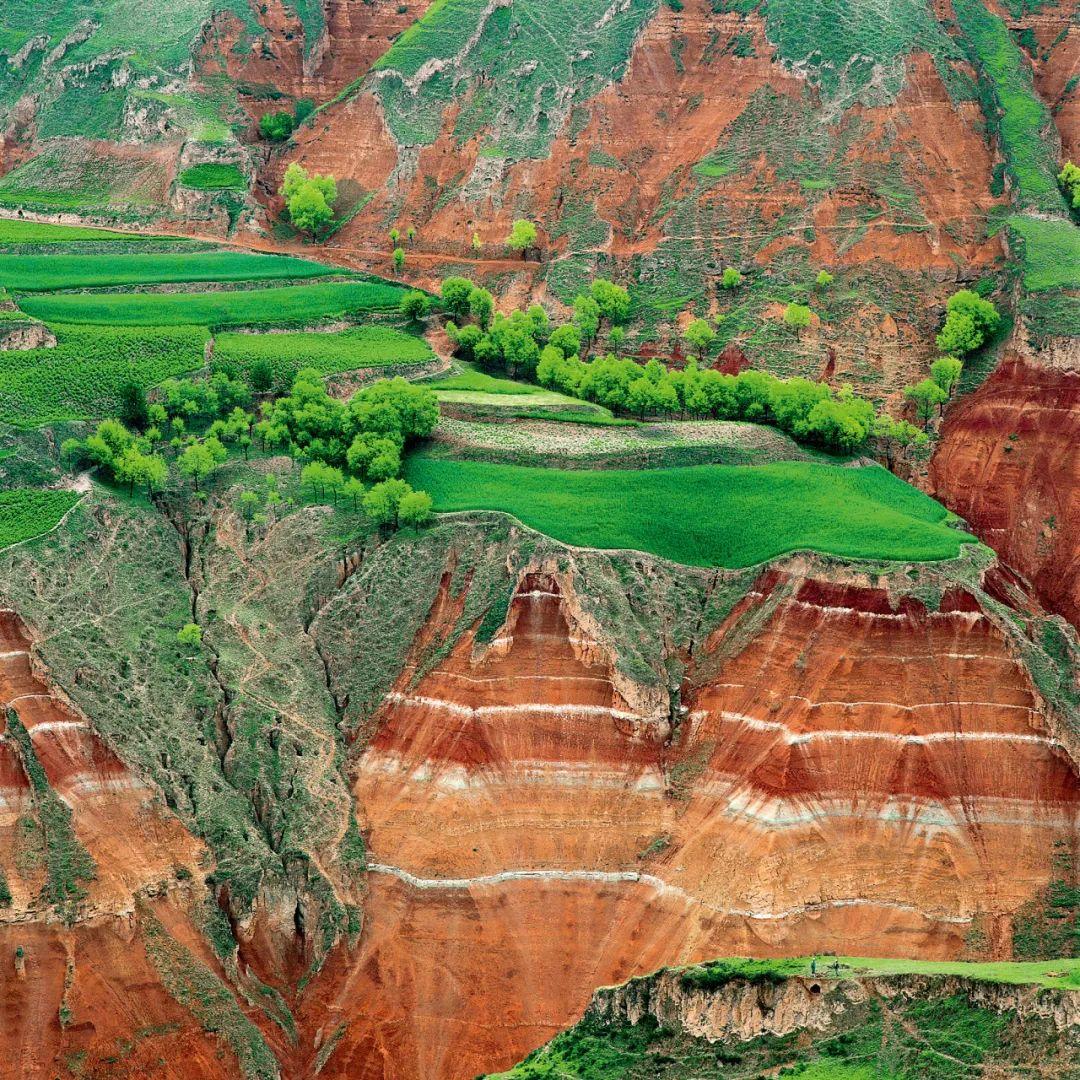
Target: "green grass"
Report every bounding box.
[0,325,207,426]
[1007,215,1080,292]
[952,0,1066,213]
[177,163,247,192]
[0,251,340,291]
[681,954,1080,991]
[213,326,434,386]
[0,219,146,243]
[18,279,409,328]
[428,369,552,395]
[0,488,82,548]
[405,454,976,566]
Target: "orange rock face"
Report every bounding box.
[930,355,1080,629]
[295,566,1080,1079]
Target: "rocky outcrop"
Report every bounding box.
[0,320,55,350]
[930,339,1080,629]
[587,965,1080,1043]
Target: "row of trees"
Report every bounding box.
[438,275,898,455]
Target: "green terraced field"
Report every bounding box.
[0,219,147,243]
[176,163,247,191]
[405,453,976,566]
[18,279,409,328]
[0,251,339,291]
[1007,215,1080,292]
[0,325,208,426]
[0,488,82,549]
[213,326,434,385]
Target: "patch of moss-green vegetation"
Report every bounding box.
[0,150,169,215]
[0,0,260,160]
[951,0,1067,213]
[213,326,433,389]
[757,0,970,105]
[0,488,81,548]
[139,905,277,1080]
[177,164,248,192]
[371,0,659,159]
[5,709,96,914]
[406,453,975,567]
[0,325,208,427]
[19,279,409,328]
[1012,842,1080,960]
[0,251,337,291]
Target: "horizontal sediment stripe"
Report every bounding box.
[366,863,972,924]
[358,750,1077,828]
[383,692,644,723]
[690,709,1054,746]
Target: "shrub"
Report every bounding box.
[259,111,295,142]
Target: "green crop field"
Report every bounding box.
[1007,215,1080,292]
[18,279,409,328]
[952,0,1065,213]
[177,164,247,191]
[0,325,207,426]
[0,488,81,549]
[405,454,976,566]
[0,219,146,244]
[0,251,339,291]
[213,326,433,385]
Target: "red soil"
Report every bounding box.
[930,354,1080,628]
[0,609,203,914]
[295,564,1080,1079]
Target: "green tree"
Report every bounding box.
[507,219,538,258]
[815,269,834,288]
[342,477,365,510]
[250,358,274,393]
[930,356,963,397]
[119,381,149,430]
[259,111,295,142]
[904,378,948,428]
[721,267,743,289]
[362,478,411,528]
[398,489,433,530]
[401,290,430,322]
[549,324,582,357]
[783,303,813,338]
[441,277,474,320]
[936,290,1000,355]
[389,227,401,247]
[589,279,631,325]
[392,247,405,272]
[407,226,417,243]
[178,437,227,491]
[1059,161,1080,209]
[872,415,926,471]
[572,294,601,352]
[177,623,203,648]
[683,318,716,358]
[280,163,337,236]
[468,287,495,330]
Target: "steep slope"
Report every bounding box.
[292,537,1080,1079]
[931,347,1080,629]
